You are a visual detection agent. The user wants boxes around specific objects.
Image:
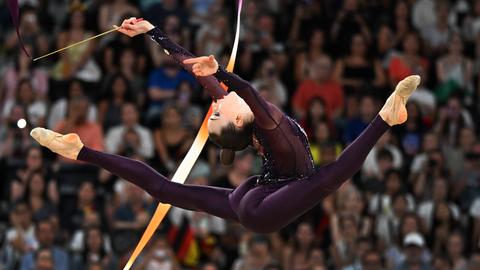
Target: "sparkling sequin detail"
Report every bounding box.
[254,115,315,185]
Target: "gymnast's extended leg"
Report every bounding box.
[29,130,238,221]
[236,75,420,233]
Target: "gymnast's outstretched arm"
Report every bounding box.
[118,18,283,130]
[117,18,225,100]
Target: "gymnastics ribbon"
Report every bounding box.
[6,0,31,58]
[122,1,244,269]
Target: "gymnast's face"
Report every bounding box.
[207,92,254,136]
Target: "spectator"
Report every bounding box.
[3,7,49,56]
[331,0,371,53]
[309,120,342,166]
[105,103,154,159]
[136,236,180,270]
[385,214,428,268]
[293,55,344,119]
[154,104,193,173]
[333,33,386,97]
[33,248,55,270]
[375,193,410,248]
[299,97,331,140]
[445,127,477,175]
[213,150,257,189]
[294,29,327,83]
[362,131,404,180]
[47,79,97,130]
[0,105,32,161]
[417,177,460,231]
[412,0,436,34]
[232,235,275,270]
[411,149,449,200]
[410,132,440,174]
[467,253,480,270]
[111,181,151,231]
[361,249,384,270]
[436,33,474,104]
[1,47,48,107]
[421,1,452,55]
[98,0,139,33]
[2,201,36,269]
[117,47,146,101]
[369,170,415,218]
[330,214,360,269]
[51,6,101,83]
[54,95,104,162]
[375,24,396,69]
[72,226,118,270]
[98,73,135,131]
[9,146,49,202]
[432,254,453,270]
[20,219,70,270]
[428,202,460,254]
[68,181,100,234]
[282,222,316,269]
[388,32,428,87]
[196,14,231,58]
[22,172,57,221]
[2,79,47,127]
[343,95,377,144]
[146,56,195,118]
[435,96,474,148]
[395,232,431,270]
[252,59,288,108]
[398,101,427,157]
[446,232,468,270]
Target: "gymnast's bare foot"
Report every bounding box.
[379,75,421,126]
[30,128,84,160]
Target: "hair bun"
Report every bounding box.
[220,149,235,166]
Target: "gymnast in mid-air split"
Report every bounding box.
[30,18,421,233]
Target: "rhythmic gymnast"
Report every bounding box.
[30,18,421,234]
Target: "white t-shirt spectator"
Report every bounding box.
[412,0,437,33]
[105,125,154,159]
[363,145,403,178]
[47,99,97,129]
[418,201,461,230]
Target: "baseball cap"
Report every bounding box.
[404,232,425,247]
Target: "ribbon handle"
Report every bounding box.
[6,0,32,59]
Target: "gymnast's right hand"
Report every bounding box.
[183,55,219,77]
[115,17,154,37]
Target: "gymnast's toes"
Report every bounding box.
[30,127,84,160]
[395,75,421,98]
[30,127,53,146]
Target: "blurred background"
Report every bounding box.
[0,0,479,269]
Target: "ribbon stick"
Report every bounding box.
[33,18,144,61]
[122,1,244,269]
[33,28,117,61]
[6,0,31,58]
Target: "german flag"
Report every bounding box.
[168,216,200,267]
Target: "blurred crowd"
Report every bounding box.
[0,0,480,269]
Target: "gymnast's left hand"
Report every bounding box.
[115,17,154,37]
[183,55,219,76]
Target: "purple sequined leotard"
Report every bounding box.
[77,27,390,233]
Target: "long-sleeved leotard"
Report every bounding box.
[148,27,314,181]
[77,27,390,233]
